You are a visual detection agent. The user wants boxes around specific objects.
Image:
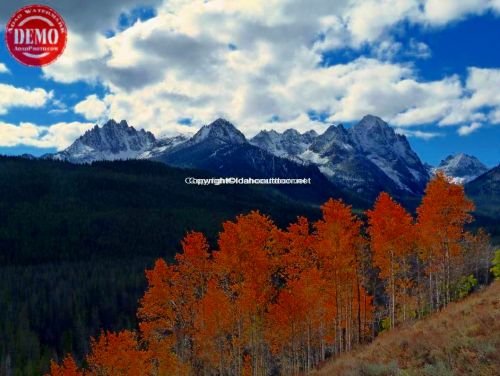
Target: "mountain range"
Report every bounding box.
[251,115,430,198]
[43,115,493,204]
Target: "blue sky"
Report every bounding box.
[0,0,499,167]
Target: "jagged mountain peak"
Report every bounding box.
[250,115,428,196]
[252,129,280,141]
[51,119,157,163]
[211,118,236,128]
[439,153,483,166]
[102,118,123,126]
[351,115,397,141]
[434,153,488,184]
[304,130,319,138]
[282,128,301,137]
[262,129,280,136]
[191,118,247,144]
[80,119,155,143]
[309,124,351,155]
[254,128,316,139]
[322,123,348,137]
[250,127,318,159]
[358,114,386,126]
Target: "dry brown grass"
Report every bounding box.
[313,281,500,376]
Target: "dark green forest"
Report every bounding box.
[0,157,319,265]
[0,157,317,375]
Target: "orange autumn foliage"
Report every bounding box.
[314,199,368,352]
[315,198,362,276]
[417,172,474,261]
[213,211,280,374]
[138,259,177,344]
[367,192,414,280]
[417,172,475,309]
[47,355,83,376]
[266,268,329,355]
[87,331,152,375]
[214,211,278,309]
[193,280,235,373]
[367,192,415,326]
[136,259,189,374]
[283,216,317,280]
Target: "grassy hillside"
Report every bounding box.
[314,281,500,376]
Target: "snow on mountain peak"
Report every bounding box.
[433,153,488,184]
[358,114,386,127]
[250,128,319,159]
[191,118,247,145]
[51,119,157,163]
[282,129,301,138]
[352,115,397,145]
[251,116,429,196]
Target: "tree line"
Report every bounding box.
[48,173,495,375]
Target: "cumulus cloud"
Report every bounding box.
[0,84,52,115]
[345,0,419,45]
[75,95,109,121]
[406,39,432,59]
[0,121,94,150]
[395,128,442,140]
[0,63,9,74]
[458,122,482,136]
[439,67,500,126]
[489,109,500,124]
[421,0,496,25]
[465,67,500,109]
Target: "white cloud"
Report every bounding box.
[0,122,42,147]
[395,128,442,140]
[372,40,403,60]
[345,0,419,45]
[465,67,500,109]
[0,84,52,115]
[489,109,500,124]
[406,39,432,59]
[0,121,94,150]
[439,67,500,126]
[422,0,493,25]
[458,122,482,136]
[75,95,109,121]
[0,63,9,74]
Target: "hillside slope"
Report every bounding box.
[315,281,500,376]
